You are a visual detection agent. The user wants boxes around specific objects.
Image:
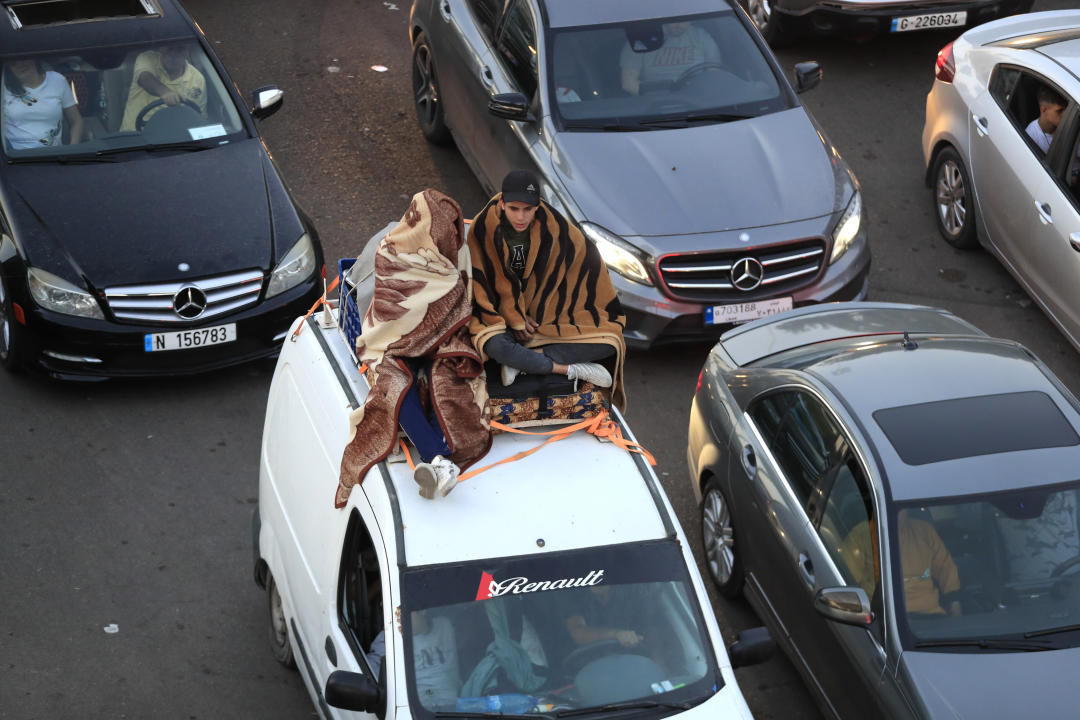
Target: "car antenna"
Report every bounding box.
[902,331,918,351]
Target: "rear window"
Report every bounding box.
[873,391,1080,465]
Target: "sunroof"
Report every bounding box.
[4,0,157,28]
[873,391,1080,466]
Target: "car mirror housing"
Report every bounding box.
[727,626,775,668]
[814,586,873,627]
[488,92,532,122]
[252,85,284,120]
[794,61,822,93]
[325,670,381,712]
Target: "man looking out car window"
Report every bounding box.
[1025,85,1066,155]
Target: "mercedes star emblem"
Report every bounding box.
[173,285,208,319]
[730,257,764,292]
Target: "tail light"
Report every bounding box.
[696,368,704,394]
[935,42,955,83]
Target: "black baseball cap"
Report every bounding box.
[501,169,541,206]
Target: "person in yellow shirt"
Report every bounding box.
[120,44,206,132]
[841,508,961,616]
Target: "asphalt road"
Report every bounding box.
[0,0,1073,718]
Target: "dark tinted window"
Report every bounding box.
[990,66,1069,158]
[819,458,878,597]
[339,511,385,678]
[495,0,537,99]
[468,0,504,43]
[873,391,1080,466]
[750,391,846,507]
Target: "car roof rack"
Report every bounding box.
[991,27,1080,50]
[3,0,159,30]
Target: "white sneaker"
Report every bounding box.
[413,455,460,499]
[566,362,612,388]
[501,364,520,386]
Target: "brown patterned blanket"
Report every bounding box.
[468,195,627,409]
[336,190,491,508]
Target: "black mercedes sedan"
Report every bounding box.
[0,0,323,379]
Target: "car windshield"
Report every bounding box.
[883,481,1080,650]
[548,11,787,129]
[1,41,246,160]
[400,540,720,716]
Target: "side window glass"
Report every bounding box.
[996,69,1068,159]
[750,391,844,509]
[989,66,1020,114]
[467,0,503,44]
[341,511,385,677]
[495,0,538,99]
[1068,122,1080,209]
[818,458,878,598]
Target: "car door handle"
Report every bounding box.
[480,65,494,87]
[973,114,989,137]
[798,552,815,587]
[1035,201,1053,225]
[440,0,451,19]
[1070,233,1080,253]
[740,445,756,476]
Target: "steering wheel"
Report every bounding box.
[1050,554,1080,578]
[672,62,729,91]
[561,639,622,675]
[135,98,202,131]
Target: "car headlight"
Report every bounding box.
[830,190,862,264]
[27,267,104,319]
[266,232,316,298]
[581,223,652,285]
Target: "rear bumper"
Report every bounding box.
[775,0,1030,36]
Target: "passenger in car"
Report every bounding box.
[468,170,626,405]
[1025,85,1066,155]
[119,43,207,131]
[619,21,721,96]
[2,58,84,149]
[366,610,462,709]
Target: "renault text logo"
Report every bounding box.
[731,257,764,292]
[173,286,208,319]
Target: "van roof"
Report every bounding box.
[381,421,672,567]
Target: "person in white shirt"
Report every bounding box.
[2,58,83,150]
[1025,85,1066,155]
[620,21,721,96]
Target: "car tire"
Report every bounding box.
[268,575,297,669]
[412,31,452,146]
[0,277,23,373]
[701,476,744,598]
[740,0,791,46]
[931,147,979,250]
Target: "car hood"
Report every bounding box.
[5,140,276,288]
[900,646,1080,718]
[551,107,842,238]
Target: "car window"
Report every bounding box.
[548,10,787,129]
[990,66,1069,159]
[819,457,879,598]
[340,510,386,679]
[894,482,1080,652]
[467,0,504,44]
[750,390,845,509]
[495,0,537,100]
[1,41,247,159]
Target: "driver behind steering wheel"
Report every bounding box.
[619,21,720,96]
[119,43,207,131]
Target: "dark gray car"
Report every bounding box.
[408,0,869,347]
[687,302,1080,719]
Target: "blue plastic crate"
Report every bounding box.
[337,257,362,357]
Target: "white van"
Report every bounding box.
[253,305,772,719]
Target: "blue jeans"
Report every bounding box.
[397,363,450,464]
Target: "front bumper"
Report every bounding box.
[774,0,1031,36]
[14,275,322,379]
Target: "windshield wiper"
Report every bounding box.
[563,121,651,132]
[8,153,118,164]
[90,140,217,157]
[555,698,704,718]
[1025,623,1080,639]
[435,713,552,719]
[638,112,754,128]
[914,638,1054,651]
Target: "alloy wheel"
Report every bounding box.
[413,44,439,130]
[703,488,736,586]
[0,280,10,361]
[936,158,967,237]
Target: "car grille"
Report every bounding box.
[657,240,826,303]
[103,269,265,324]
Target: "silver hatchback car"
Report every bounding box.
[409,0,869,348]
[922,11,1080,351]
[687,302,1080,719]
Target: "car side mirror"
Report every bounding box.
[794,61,821,93]
[727,626,775,668]
[488,92,532,122]
[325,670,381,712]
[251,85,284,120]
[814,586,873,627]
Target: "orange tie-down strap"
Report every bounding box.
[397,408,655,484]
[291,274,341,339]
